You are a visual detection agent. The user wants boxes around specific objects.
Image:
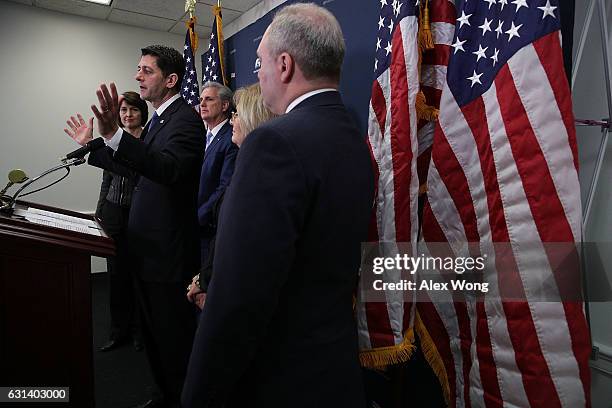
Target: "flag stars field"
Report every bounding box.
[457,10,472,28]
[473,44,488,62]
[181,19,200,108]
[452,37,466,54]
[491,48,500,65]
[495,20,504,38]
[538,0,557,18]
[512,0,529,12]
[505,21,522,41]
[479,17,493,35]
[467,70,483,87]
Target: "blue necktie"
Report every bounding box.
[205,130,214,151]
[147,112,159,133]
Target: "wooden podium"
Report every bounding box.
[0,201,114,407]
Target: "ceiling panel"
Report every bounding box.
[7,0,265,37]
[112,0,186,20]
[197,0,260,13]
[108,8,176,32]
[194,3,241,26]
[35,0,110,19]
[6,0,34,6]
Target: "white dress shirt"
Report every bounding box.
[285,88,337,113]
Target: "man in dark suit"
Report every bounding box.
[181,4,374,408]
[70,45,204,408]
[197,81,237,265]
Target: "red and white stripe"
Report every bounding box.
[417,0,457,184]
[419,30,591,407]
[359,14,420,354]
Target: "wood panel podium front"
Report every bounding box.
[0,201,114,407]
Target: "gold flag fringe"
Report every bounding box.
[418,0,434,51]
[415,312,451,405]
[416,91,439,122]
[416,0,439,123]
[185,17,199,53]
[359,327,416,368]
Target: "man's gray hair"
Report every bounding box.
[202,81,233,102]
[266,3,345,82]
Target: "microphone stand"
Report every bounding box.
[0,157,86,214]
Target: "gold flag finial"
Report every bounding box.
[185,0,196,18]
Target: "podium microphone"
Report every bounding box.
[0,169,28,196]
[62,138,106,162]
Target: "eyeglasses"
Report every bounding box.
[230,111,239,124]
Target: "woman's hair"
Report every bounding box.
[119,91,149,127]
[233,83,276,135]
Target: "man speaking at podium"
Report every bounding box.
[65,45,204,408]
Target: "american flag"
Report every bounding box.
[201,5,226,86]
[419,0,591,406]
[181,18,200,108]
[357,0,420,367]
[416,0,457,188]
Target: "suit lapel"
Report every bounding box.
[203,121,230,163]
[143,98,182,145]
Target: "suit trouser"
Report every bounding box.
[107,231,140,340]
[134,278,196,404]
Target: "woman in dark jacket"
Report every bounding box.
[96,91,148,351]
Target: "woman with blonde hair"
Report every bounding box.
[187,83,276,309]
[230,83,276,147]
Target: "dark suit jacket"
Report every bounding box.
[198,121,237,263]
[182,91,374,408]
[198,121,237,231]
[89,96,205,283]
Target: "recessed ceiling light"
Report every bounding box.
[83,0,113,5]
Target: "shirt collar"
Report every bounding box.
[285,88,337,113]
[208,118,229,136]
[155,93,181,116]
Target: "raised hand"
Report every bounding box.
[91,82,124,139]
[186,275,206,310]
[64,113,94,146]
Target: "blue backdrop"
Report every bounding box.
[224,0,380,135]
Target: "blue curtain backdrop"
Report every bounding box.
[224,0,380,135]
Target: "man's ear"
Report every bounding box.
[222,100,230,113]
[278,52,294,83]
[166,73,179,89]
